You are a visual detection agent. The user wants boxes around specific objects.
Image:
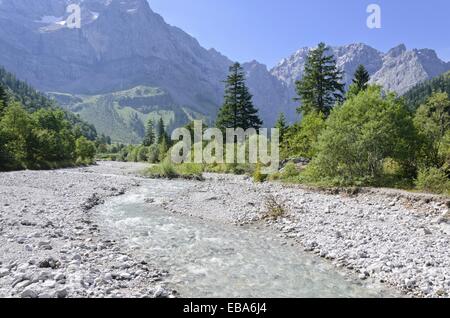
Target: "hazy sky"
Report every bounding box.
[149,0,450,68]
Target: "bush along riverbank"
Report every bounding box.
[0,82,97,171]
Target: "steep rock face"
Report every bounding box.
[272,44,384,90]
[271,47,310,89]
[370,45,450,94]
[0,0,231,119]
[243,61,296,125]
[0,0,291,130]
[270,44,385,118]
[271,43,450,99]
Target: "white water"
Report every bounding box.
[96,181,396,298]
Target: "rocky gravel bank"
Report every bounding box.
[0,162,174,298]
[2,162,449,298]
[164,173,450,298]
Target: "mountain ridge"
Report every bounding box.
[1,0,450,143]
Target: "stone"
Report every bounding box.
[17,263,29,272]
[103,273,113,282]
[0,268,10,278]
[16,237,26,244]
[39,242,53,250]
[404,279,416,289]
[358,251,369,259]
[153,286,169,298]
[21,288,38,298]
[119,272,132,281]
[38,241,51,247]
[42,280,57,289]
[359,274,368,280]
[38,258,60,269]
[56,287,69,298]
[15,280,32,290]
[38,271,52,281]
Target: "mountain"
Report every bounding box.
[270,43,450,103]
[0,0,229,115]
[243,61,295,125]
[0,0,289,141]
[404,71,450,111]
[1,0,449,143]
[370,44,450,95]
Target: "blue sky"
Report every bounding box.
[149,0,450,68]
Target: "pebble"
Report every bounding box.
[56,287,69,298]
[0,269,10,278]
[21,288,38,298]
[42,280,56,288]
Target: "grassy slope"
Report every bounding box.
[50,86,209,144]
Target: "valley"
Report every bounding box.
[0,0,449,302]
[1,0,450,143]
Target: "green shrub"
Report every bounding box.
[158,137,170,162]
[147,144,160,163]
[203,162,253,175]
[263,195,287,220]
[253,162,267,183]
[126,147,139,162]
[176,163,203,177]
[281,111,326,160]
[415,167,450,195]
[75,136,96,164]
[137,146,149,162]
[269,162,301,183]
[414,92,450,169]
[146,159,178,179]
[145,160,203,180]
[305,86,417,186]
[281,162,300,179]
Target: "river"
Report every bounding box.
[95,180,395,298]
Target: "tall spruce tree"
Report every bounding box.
[0,84,8,116]
[143,118,156,146]
[352,64,370,93]
[275,113,288,143]
[216,63,262,131]
[157,117,169,145]
[295,43,345,117]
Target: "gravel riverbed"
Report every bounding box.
[164,174,450,298]
[0,162,175,298]
[1,162,449,298]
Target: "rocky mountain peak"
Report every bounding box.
[370,44,450,94]
[386,44,407,58]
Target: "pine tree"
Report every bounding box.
[216,63,262,131]
[295,43,345,117]
[237,81,263,130]
[275,113,288,143]
[0,84,9,116]
[157,117,169,145]
[352,65,370,93]
[143,118,156,146]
